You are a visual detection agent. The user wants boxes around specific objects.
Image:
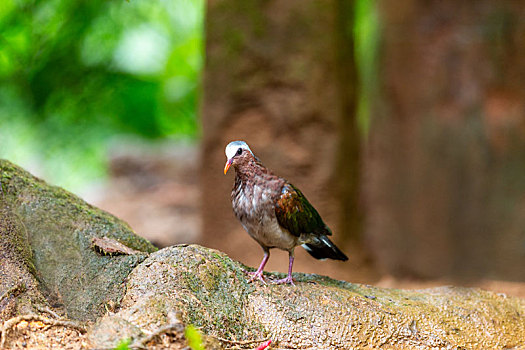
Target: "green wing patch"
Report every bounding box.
[275,184,330,237]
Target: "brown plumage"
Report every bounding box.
[224,141,348,285]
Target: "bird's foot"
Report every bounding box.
[273,275,295,286]
[245,270,267,284]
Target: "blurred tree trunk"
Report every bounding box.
[367,1,525,280]
[200,0,361,274]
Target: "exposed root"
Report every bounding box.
[34,305,61,319]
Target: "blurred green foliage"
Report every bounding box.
[354,0,378,136]
[0,0,203,191]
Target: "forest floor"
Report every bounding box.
[0,317,189,349]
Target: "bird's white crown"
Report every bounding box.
[225,140,253,159]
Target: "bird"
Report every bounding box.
[224,140,348,285]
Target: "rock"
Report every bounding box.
[0,160,156,321]
[89,245,525,350]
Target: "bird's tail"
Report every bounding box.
[302,235,348,261]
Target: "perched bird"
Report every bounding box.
[224,140,348,285]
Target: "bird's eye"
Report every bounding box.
[236,148,243,156]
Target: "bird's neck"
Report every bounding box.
[234,158,268,183]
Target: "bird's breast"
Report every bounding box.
[232,183,296,250]
[233,183,271,221]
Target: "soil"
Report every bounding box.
[0,317,189,349]
[2,320,85,350]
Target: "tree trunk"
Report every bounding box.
[367,1,525,280]
[200,0,361,276]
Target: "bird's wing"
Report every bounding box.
[275,183,331,237]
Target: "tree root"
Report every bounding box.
[34,304,61,319]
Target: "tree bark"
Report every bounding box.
[367,1,525,280]
[200,0,361,270]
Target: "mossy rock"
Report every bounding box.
[89,244,525,349]
[0,160,156,321]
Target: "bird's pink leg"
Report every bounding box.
[274,253,295,285]
[246,251,269,284]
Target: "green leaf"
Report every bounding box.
[184,325,204,350]
[114,338,131,350]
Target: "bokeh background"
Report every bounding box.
[2,0,525,295]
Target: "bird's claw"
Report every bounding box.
[245,270,267,284]
[273,276,295,286]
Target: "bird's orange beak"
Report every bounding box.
[224,158,233,174]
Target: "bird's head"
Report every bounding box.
[224,141,254,174]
